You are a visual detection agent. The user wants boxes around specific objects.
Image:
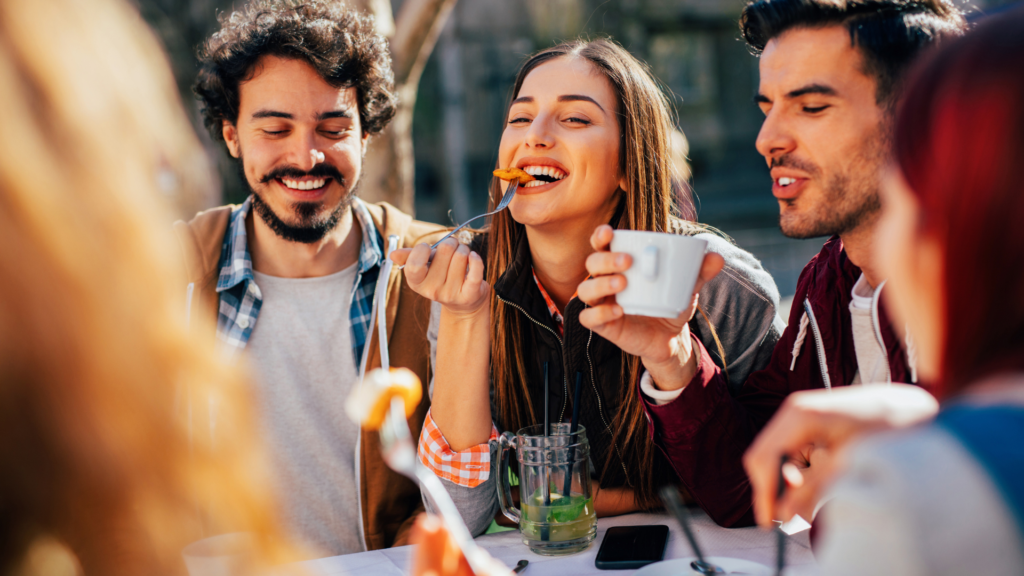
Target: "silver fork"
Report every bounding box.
[397,179,519,269]
[380,398,511,575]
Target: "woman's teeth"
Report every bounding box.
[522,165,567,188]
[777,177,797,187]
[282,178,327,191]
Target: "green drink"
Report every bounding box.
[521,491,596,542]
[492,424,597,555]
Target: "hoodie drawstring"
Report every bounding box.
[905,324,919,383]
[790,311,809,371]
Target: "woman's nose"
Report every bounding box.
[525,116,555,149]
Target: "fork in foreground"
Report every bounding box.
[380,398,512,575]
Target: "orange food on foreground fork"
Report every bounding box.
[345,367,423,431]
[492,167,536,183]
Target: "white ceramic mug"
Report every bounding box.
[609,231,708,319]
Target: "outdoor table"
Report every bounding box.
[299,510,819,575]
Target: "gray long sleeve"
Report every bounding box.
[693,233,785,394]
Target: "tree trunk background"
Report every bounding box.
[351,0,459,215]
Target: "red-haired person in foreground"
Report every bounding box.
[0,0,490,574]
[744,7,1024,575]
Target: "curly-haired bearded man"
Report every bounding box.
[176,0,444,556]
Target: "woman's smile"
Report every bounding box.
[515,157,570,193]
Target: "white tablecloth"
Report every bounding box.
[300,511,819,576]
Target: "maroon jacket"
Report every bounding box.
[643,236,921,527]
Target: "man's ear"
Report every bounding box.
[361,130,371,157]
[222,121,240,158]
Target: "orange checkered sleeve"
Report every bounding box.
[418,409,499,488]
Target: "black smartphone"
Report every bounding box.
[594,525,669,570]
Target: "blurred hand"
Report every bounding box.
[409,515,475,576]
[744,384,939,527]
[577,225,724,391]
[774,444,833,524]
[390,238,489,318]
[410,515,514,576]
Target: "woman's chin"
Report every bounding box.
[509,196,612,232]
[508,207,554,228]
[508,197,558,227]
[505,202,565,227]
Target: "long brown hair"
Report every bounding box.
[0,0,291,573]
[486,38,703,509]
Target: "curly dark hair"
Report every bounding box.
[193,0,397,142]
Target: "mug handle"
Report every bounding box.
[640,245,659,281]
[491,432,521,524]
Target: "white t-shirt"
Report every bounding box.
[849,274,890,385]
[247,264,363,558]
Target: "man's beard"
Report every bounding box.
[775,129,886,240]
[239,158,357,244]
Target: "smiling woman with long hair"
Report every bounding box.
[392,38,785,533]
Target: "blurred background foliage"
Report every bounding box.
[134,0,1019,312]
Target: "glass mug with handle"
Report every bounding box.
[490,423,597,555]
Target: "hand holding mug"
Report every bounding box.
[577,225,724,391]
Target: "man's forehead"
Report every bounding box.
[758,25,871,96]
[239,55,357,117]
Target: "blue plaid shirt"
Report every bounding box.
[215,197,384,363]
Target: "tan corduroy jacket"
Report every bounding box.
[173,201,444,550]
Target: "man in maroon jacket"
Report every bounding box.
[640,0,966,527]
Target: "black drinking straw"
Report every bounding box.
[776,455,788,576]
[543,362,550,437]
[561,372,583,499]
[541,362,550,541]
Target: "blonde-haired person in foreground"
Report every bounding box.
[0,0,475,575]
[0,0,292,573]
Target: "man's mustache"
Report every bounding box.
[259,163,345,185]
[770,155,819,176]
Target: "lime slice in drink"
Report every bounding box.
[549,495,589,523]
[529,489,589,523]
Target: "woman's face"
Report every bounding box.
[876,168,945,382]
[498,56,627,230]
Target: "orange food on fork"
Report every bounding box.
[492,167,536,183]
[345,367,423,431]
